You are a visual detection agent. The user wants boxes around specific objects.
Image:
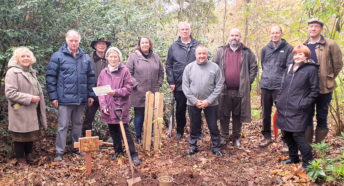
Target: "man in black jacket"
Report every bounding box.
[259,26,293,147]
[166,22,200,139]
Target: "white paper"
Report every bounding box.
[92,85,112,96]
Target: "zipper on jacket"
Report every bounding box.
[285,71,295,117]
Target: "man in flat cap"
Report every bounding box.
[304,18,343,143]
[82,38,111,136]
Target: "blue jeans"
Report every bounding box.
[134,107,145,138]
[308,93,332,129]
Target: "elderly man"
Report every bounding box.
[213,28,258,147]
[46,30,95,161]
[82,38,111,136]
[259,26,293,147]
[304,18,343,143]
[182,45,223,156]
[166,22,200,140]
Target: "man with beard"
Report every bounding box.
[213,28,258,147]
[259,26,293,147]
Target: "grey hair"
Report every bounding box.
[178,21,191,32]
[65,29,81,42]
[105,47,123,62]
[271,25,283,33]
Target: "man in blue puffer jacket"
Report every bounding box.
[46,30,96,161]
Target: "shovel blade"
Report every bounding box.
[127,177,141,186]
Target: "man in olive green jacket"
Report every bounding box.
[304,18,343,143]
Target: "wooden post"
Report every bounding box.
[143,91,154,151]
[154,92,164,151]
[74,130,112,174]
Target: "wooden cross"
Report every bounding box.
[74,130,112,174]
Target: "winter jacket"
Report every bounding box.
[276,60,319,132]
[213,43,258,122]
[126,50,164,107]
[5,57,47,133]
[182,60,223,106]
[166,36,200,91]
[260,39,294,90]
[97,63,133,124]
[91,51,107,83]
[46,44,96,105]
[304,35,343,94]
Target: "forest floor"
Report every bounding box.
[0,95,344,185]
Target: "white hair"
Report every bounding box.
[178,21,191,31]
[105,47,123,62]
[65,29,81,42]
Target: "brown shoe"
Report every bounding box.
[259,138,272,147]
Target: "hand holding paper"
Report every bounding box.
[92,85,112,96]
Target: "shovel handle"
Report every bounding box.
[114,108,123,121]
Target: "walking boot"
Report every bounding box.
[315,128,329,143]
[305,125,314,144]
[26,153,34,164]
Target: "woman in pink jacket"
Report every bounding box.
[97,47,140,165]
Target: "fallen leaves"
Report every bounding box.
[0,93,342,185]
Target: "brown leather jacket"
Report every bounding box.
[304,35,343,94]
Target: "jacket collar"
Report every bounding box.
[134,50,152,60]
[60,43,85,58]
[304,35,326,45]
[92,51,106,62]
[105,62,124,73]
[176,36,198,46]
[221,42,248,51]
[267,38,287,50]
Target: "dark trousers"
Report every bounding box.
[219,90,242,139]
[108,124,137,157]
[134,107,145,138]
[308,93,332,129]
[14,142,33,159]
[261,88,279,139]
[174,91,187,135]
[282,130,313,168]
[188,105,220,152]
[82,100,100,136]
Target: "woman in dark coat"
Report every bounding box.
[5,47,47,166]
[98,47,140,165]
[126,36,164,144]
[276,44,319,171]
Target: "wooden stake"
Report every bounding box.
[143,91,154,151]
[154,92,164,151]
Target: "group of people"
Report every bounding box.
[5,19,342,172]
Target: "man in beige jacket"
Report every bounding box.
[304,18,343,143]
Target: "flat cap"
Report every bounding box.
[307,18,324,27]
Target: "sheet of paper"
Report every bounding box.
[92,85,112,96]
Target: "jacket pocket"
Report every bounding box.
[326,74,335,89]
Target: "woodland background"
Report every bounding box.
[0,0,344,185]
